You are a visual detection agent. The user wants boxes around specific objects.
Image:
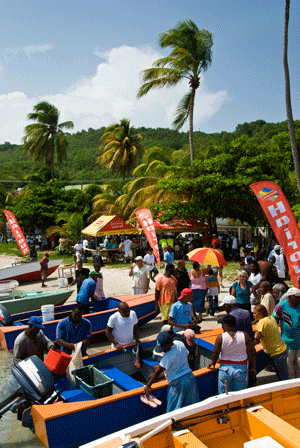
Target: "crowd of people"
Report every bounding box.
[13,232,300,414]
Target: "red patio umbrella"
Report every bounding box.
[187,248,227,267]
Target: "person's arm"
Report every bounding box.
[13,340,26,364]
[245,332,256,372]
[133,323,140,345]
[207,334,222,369]
[41,332,55,352]
[144,365,166,396]
[129,263,135,277]
[56,339,75,352]
[155,289,160,312]
[168,315,190,330]
[105,325,124,351]
[253,330,263,346]
[231,287,236,297]
[145,276,150,293]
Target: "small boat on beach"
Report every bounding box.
[0,293,158,351]
[0,287,73,315]
[28,330,268,448]
[0,259,62,284]
[80,377,300,448]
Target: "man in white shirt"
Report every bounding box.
[123,237,133,263]
[270,245,288,280]
[143,248,158,283]
[129,256,150,294]
[105,302,140,351]
[73,240,83,262]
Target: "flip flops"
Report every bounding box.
[140,393,162,407]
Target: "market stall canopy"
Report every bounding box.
[128,217,208,234]
[82,215,139,236]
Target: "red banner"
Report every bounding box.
[4,209,30,256]
[250,181,300,286]
[135,209,161,265]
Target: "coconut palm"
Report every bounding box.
[47,212,84,245]
[97,118,144,179]
[23,102,74,181]
[284,0,300,195]
[137,19,213,166]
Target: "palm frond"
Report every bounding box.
[173,91,192,130]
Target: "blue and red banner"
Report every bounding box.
[135,209,161,265]
[250,181,300,286]
[4,209,30,256]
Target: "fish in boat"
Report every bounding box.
[28,329,269,448]
[0,293,158,351]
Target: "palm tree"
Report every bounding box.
[284,0,300,196]
[97,118,144,179]
[137,20,213,166]
[23,102,74,181]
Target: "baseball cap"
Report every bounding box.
[89,270,99,276]
[156,331,172,350]
[166,245,173,250]
[134,256,143,261]
[184,329,195,346]
[286,287,300,297]
[45,252,50,257]
[161,324,172,332]
[28,316,44,329]
[274,245,281,251]
[246,255,254,263]
[178,288,193,301]
[219,295,237,307]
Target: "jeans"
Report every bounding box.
[271,349,289,381]
[218,364,248,394]
[167,372,199,413]
[287,349,300,378]
[208,295,218,316]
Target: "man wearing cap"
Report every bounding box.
[13,316,54,364]
[164,245,174,270]
[40,252,49,287]
[219,295,254,340]
[129,256,150,295]
[208,314,256,394]
[144,331,199,412]
[273,287,300,378]
[270,245,288,280]
[75,271,100,314]
[106,301,140,351]
[56,304,92,356]
[168,288,198,333]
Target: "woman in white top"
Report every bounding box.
[208,314,255,394]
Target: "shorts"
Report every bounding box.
[151,266,159,275]
[125,250,133,258]
[41,267,47,281]
[159,303,172,321]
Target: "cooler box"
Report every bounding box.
[72,365,113,398]
[44,348,72,375]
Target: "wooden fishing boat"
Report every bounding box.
[0,259,62,283]
[0,287,73,315]
[30,329,269,448]
[0,293,158,351]
[80,378,300,448]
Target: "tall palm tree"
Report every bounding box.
[137,20,213,166]
[97,118,144,179]
[23,102,74,181]
[283,0,300,196]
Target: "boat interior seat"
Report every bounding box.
[141,356,158,368]
[55,375,96,402]
[12,321,26,326]
[99,364,143,391]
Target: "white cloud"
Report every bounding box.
[0,45,227,144]
[6,44,53,58]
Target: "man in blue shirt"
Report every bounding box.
[76,271,99,314]
[164,245,174,270]
[168,288,197,333]
[56,304,92,355]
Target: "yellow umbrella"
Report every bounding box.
[187,248,227,267]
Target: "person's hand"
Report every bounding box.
[207,361,215,369]
[69,343,75,351]
[184,324,190,330]
[155,304,159,312]
[116,344,124,351]
[144,385,152,397]
[131,263,136,269]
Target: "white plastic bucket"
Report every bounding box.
[57,278,65,288]
[41,304,55,322]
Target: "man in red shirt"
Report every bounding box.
[40,252,49,287]
[211,234,220,249]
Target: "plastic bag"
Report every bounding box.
[132,345,141,368]
[66,342,83,384]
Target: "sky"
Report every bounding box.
[0,0,299,144]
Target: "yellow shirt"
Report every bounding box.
[256,316,286,357]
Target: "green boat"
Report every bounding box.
[0,286,73,315]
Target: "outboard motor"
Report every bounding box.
[0,304,13,326]
[0,355,55,427]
